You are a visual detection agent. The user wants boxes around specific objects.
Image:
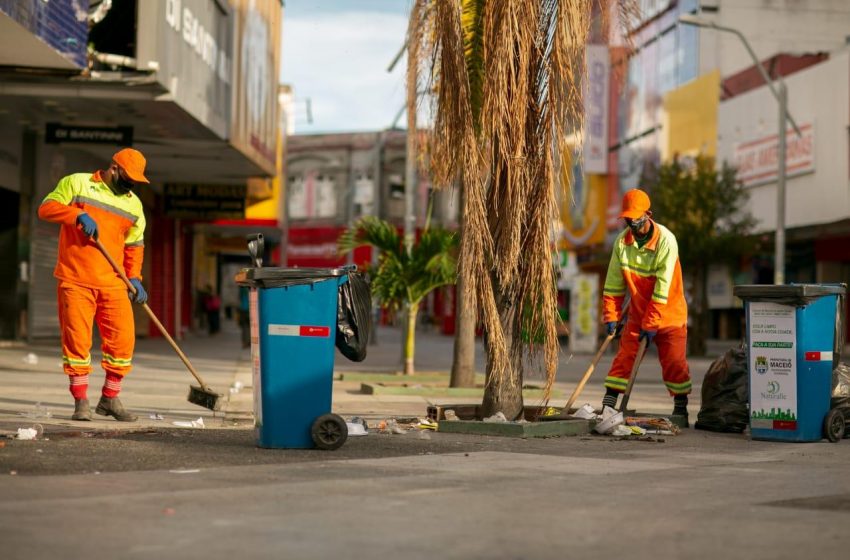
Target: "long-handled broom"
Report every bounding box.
[555,300,631,419]
[94,239,223,411]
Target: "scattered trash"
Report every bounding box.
[418,430,431,440]
[626,416,680,435]
[444,409,459,421]
[19,402,52,420]
[0,441,5,449]
[594,406,624,434]
[9,470,17,475]
[172,417,205,428]
[162,508,176,516]
[149,413,164,421]
[833,362,850,399]
[387,419,407,434]
[418,418,438,431]
[22,352,38,365]
[93,471,100,475]
[483,412,507,423]
[349,416,368,430]
[17,424,44,440]
[346,422,368,436]
[169,469,200,474]
[611,425,646,437]
[36,449,43,453]
[229,381,244,395]
[572,403,597,420]
[541,406,560,417]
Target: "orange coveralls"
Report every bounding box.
[38,171,146,385]
[601,221,691,396]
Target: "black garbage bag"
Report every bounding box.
[695,344,749,434]
[335,273,372,362]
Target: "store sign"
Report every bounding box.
[748,302,797,431]
[163,183,246,219]
[733,123,814,187]
[583,45,610,174]
[45,123,133,145]
[137,0,233,138]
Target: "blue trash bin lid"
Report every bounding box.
[236,266,355,288]
[733,283,846,305]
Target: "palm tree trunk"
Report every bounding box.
[480,290,523,420]
[404,302,419,375]
[450,279,477,387]
[451,178,476,388]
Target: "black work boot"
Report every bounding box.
[673,395,689,428]
[72,398,92,421]
[95,396,137,422]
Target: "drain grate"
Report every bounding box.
[764,493,850,512]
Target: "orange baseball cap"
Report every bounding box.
[619,189,650,219]
[112,148,150,184]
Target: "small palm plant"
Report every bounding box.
[339,216,458,375]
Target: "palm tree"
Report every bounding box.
[408,0,632,419]
[339,216,458,375]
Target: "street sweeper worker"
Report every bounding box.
[38,148,150,422]
[600,188,692,423]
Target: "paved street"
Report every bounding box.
[1,323,849,559]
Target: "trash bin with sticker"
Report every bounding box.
[733,284,846,442]
[235,234,371,450]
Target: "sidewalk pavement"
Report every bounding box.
[0,319,731,434]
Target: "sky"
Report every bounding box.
[281,1,412,134]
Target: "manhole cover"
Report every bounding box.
[764,493,850,512]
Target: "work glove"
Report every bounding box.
[128,278,148,304]
[606,322,618,336]
[638,329,657,344]
[76,213,98,239]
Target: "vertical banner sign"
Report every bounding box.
[250,289,263,429]
[583,45,610,174]
[570,273,599,353]
[748,302,797,430]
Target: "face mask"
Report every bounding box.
[625,215,649,235]
[114,172,135,194]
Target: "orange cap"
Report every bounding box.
[619,189,650,219]
[112,148,150,184]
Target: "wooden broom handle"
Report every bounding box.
[93,238,208,389]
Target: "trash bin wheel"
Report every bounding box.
[823,408,845,443]
[311,413,348,450]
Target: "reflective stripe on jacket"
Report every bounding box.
[38,172,145,289]
[601,220,687,331]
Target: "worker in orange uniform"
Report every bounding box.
[600,189,692,424]
[38,148,150,422]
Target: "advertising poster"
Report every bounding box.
[569,273,599,354]
[748,302,797,430]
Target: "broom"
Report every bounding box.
[94,239,223,411]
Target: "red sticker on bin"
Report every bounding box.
[300,326,330,337]
[804,351,832,361]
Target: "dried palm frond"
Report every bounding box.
[409,0,636,417]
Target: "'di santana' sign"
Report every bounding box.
[164,183,246,219]
[165,0,231,84]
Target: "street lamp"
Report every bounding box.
[679,14,802,285]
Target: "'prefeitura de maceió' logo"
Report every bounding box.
[755,355,768,374]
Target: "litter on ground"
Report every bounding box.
[172,417,205,428]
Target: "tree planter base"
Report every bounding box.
[437,418,590,438]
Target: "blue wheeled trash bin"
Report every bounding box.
[235,234,371,450]
[733,284,846,442]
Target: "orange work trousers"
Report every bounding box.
[58,280,135,378]
[604,321,691,396]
